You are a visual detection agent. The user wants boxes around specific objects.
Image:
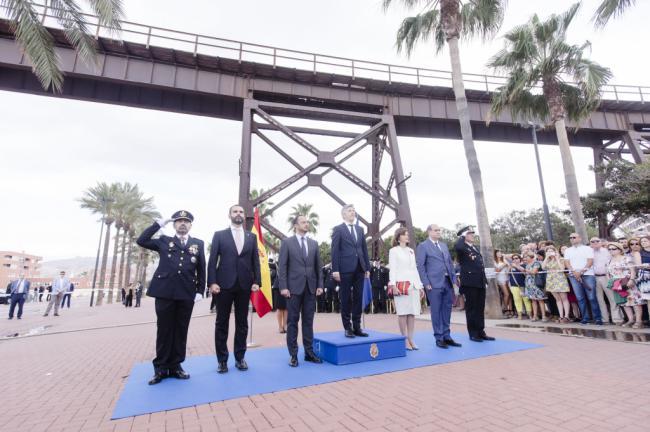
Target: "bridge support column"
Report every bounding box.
[592,145,609,239]
[237,98,413,261]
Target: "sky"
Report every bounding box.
[1,0,648,260]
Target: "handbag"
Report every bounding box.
[395,281,411,296]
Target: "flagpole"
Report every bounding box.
[247,304,260,348]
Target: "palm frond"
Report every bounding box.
[87,0,124,32]
[51,0,99,67]
[4,0,62,91]
[395,9,442,56]
[460,0,505,42]
[593,0,635,28]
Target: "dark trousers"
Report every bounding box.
[125,294,133,307]
[338,267,364,330]
[38,293,43,302]
[286,285,317,356]
[153,297,194,373]
[427,283,453,342]
[9,293,26,318]
[462,286,486,338]
[60,293,71,308]
[214,283,250,362]
[135,294,142,307]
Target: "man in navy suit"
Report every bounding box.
[416,224,462,349]
[8,273,30,319]
[454,226,495,342]
[208,204,261,374]
[331,204,370,338]
[137,210,206,385]
[278,215,324,367]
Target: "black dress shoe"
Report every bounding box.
[480,335,496,341]
[170,368,190,379]
[235,359,248,371]
[469,336,484,342]
[148,372,166,385]
[289,355,299,367]
[436,340,449,349]
[444,338,462,347]
[304,353,322,363]
[217,361,228,374]
[345,329,356,338]
[353,330,369,337]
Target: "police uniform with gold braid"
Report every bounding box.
[137,210,206,378]
[454,228,488,340]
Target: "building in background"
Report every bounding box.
[0,251,42,289]
[617,216,650,238]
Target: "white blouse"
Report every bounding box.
[388,246,424,289]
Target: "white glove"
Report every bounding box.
[156,218,173,227]
[194,293,202,303]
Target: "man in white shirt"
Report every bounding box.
[8,274,31,319]
[564,233,602,325]
[44,271,70,317]
[591,237,622,324]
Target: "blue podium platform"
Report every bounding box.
[313,330,406,364]
[112,332,541,419]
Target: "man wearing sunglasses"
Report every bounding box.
[591,237,622,325]
[564,233,602,325]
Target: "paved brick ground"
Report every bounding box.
[2,297,649,432]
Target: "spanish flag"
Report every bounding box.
[250,207,273,317]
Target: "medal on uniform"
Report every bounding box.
[188,244,198,255]
[168,241,174,248]
[191,256,197,263]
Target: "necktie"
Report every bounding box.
[301,236,307,258]
[180,237,186,247]
[349,225,356,243]
[435,241,441,251]
[235,229,243,254]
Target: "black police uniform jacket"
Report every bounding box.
[454,237,487,291]
[137,222,206,301]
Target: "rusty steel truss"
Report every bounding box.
[237,98,413,259]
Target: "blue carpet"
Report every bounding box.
[112,331,540,419]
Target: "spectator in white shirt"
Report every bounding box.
[563,233,603,325]
[590,237,622,324]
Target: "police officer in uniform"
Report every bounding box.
[454,226,495,342]
[137,210,206,385]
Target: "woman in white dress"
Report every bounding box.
[388,227,424,350]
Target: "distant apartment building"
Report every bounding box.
[0,251,42,289]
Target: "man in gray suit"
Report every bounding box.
[416,224,462,349]
[278,215,324,367]
[44,271,71,317]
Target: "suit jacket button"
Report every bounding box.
[180,257,184,260]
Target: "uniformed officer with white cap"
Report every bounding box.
[137,210,206,385]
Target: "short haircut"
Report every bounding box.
[392,227,408,247]
[341,204,355,216]
[291,214,305,227]
[426,224,440,232]
[229,204,244,214]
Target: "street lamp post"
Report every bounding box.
[89,198,111,306]
[528,122,554,241]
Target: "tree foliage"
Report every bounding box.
[582,159,650,237]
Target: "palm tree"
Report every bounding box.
[79,181,118,305]
[107,182,139,303]
[2,0,124,92]
[287,203,319,235]
[487,3,612,241]
[250,188,274,220]
[120,197,159,289]
[593,0,635,27]
[383,0,505,317]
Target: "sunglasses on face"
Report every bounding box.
[590,240,600,243]
[569,236,577,239]
[629,242,640,246]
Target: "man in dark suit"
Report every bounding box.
[278,215,324,367]
[208,204,261,374]
[137,210,206,385]
[454,226,495,342]
[331,204,370,338]
[416,224,461,349]
[8,274,30,319]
